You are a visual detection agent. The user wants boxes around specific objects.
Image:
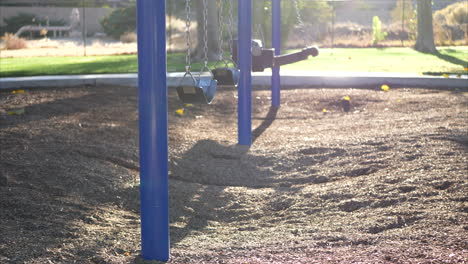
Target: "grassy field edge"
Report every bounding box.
[1,47,466,78]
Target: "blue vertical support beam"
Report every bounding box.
[271,0,281,107]
[136,0,170,261]
[238,0,252,146]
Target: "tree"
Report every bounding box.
[414,0,437,53]
[193,0,220,61]
[100,5,136,39]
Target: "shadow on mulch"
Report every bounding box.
[0,86,274,262]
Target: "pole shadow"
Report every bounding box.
[252,106,279,143]
[434,51,468,68]
[419,49,467,76]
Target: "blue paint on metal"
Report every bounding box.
[238,0,252,146]
[272,0,281,107]
[136,0,170,261]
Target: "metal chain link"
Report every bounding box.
[255,24,265,46]
[226,0,236,67]
[185,0,192,73]
[217,0,225,63]
[201,0,210,73]
[294,0,307,46]
[252,3,265,46]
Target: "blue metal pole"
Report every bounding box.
[238,0,252,146]
[271,0,281,107]
[136,0,169,261]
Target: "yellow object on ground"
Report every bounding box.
[175,108,184,116]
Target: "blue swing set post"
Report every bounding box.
[272,0,281,107]
[137,0,284,261]
[238,0,253,146]
[136,0,169,261]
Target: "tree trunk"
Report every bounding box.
[193,0,220,62]
[414,0,437,53]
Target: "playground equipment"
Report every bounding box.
[232,39,319,72]
[233,0,319,72]
[176,0,218,104]
[137,0,317,261]
[14,9,80,38]
[15,25,72,38]
[211,0,240,86]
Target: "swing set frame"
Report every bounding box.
[137,0,284,261]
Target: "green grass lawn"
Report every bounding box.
[1,47,467,78]
[0,55,138,78]
[283,47,468,74]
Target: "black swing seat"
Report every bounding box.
[212,67,239,86]
[176,76,217,104]
[232,39,319,72]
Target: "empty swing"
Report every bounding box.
[211,0,239,87]
[176,0,217,104]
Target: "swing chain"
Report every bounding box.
[253,2,266,51]
[185,0,192,74]
[255,24,265,48]
[201,0,210,74]
[216,0,234,68]
[217,0,225,64]
[226,0,237,67]
[293,0,307,46]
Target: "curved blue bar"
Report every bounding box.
[136,0,170,261]
[238,0,252,146]
[272,0,281,107]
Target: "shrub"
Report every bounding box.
[120,32,137,43]
[100,5,136,39]
[451,7,468,25]
[372,16,387,45]
[434,2,468,25]
[433,2,468,45]
[1,33,27,50]
[0,26,6,36]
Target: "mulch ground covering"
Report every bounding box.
[0,85,467,263]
